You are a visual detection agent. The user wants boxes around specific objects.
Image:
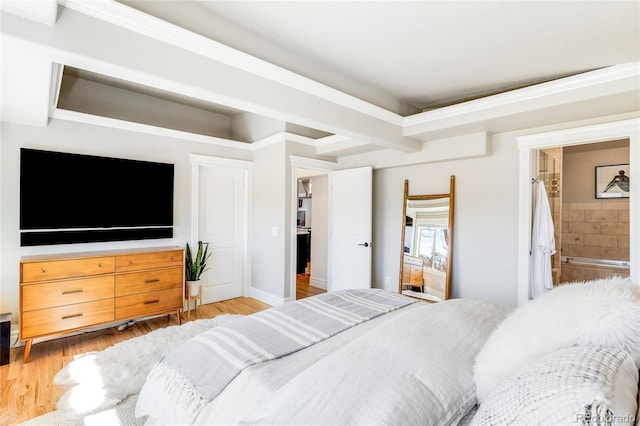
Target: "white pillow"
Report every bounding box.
[471,345,640,425]
[473,277,640,402]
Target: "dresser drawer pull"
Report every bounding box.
[62,313,83,320]
[144,279,160,284]
[144,300,160,305]
[62,289,83,295]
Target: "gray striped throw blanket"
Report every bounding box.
[146,289,415,422]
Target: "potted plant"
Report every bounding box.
[185,241,212,298]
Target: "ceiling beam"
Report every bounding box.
[1,6,420,153]
[0,36,52,127]
[0,0,58,25]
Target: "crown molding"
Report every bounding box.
[517,117,640,149]
[403,63,640,136]
[57,0,403,126]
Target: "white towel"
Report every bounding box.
[530,181,556,298]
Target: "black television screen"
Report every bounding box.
[20,148,174,246]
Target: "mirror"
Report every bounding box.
[398,176,455,302]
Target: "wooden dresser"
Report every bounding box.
[402,254,424,292]
[20,246,184,362]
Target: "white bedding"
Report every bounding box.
[137,298,512,425]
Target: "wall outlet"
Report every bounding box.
[384,276,391,290]
[271,226,278,237]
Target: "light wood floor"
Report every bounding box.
[296,273,326,299]
[0,297,270,425]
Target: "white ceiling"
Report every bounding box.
[134,0,640,115]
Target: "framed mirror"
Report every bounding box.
[398,176,455,302]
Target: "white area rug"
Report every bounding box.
[21,314,242,425]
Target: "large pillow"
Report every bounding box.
[473,277,640,402]
[471,345,640,425]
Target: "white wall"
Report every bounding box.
[373,134,519,306]
[0,118,252,321]
[250,141,287,299]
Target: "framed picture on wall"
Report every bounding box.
[595,163,629,198]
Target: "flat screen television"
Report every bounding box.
[20,148,174,246]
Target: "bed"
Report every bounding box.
[136,279,640,425]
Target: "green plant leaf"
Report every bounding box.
[185,241,212,281]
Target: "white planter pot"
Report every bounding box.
[186,280,201,297]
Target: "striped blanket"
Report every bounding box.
[145,289,415,422]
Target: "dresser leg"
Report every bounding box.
[176,309,182,325]
[23,339,33,363]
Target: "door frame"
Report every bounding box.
[289,155,337,301]
[516,118,640,306]
[190,154,253,298]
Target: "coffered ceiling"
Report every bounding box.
[1,0,639,158]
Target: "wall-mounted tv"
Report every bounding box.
[20,148,174,246]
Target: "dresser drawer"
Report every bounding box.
[115,267,182,297]
[409,265,423,286]
[22,257,115,283]
[21,299,114,338]
[116,250,183,273]
[115,287,183,320]
[22,276,114,312]
[403,255,423,267]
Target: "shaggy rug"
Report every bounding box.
[22,314,242,425]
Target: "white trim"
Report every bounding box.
[516,118,640,306]
[51,109,254,148]
[58,0,403,126]
[404,63,640,129]
[309,277,327,290]
[189,154,253,168]
[248,286,287,307]
[518,119,640,148]
[189,154,253,299]
[48,63,64,116]
[290,155,338,170]
[289,156,336,301]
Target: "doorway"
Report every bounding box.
[517,118,639,305]
[295,169,329,300]
[290,157,374,301]
[536,141,630,286]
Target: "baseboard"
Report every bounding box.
[309,276,327,290]
[248,286,286,307]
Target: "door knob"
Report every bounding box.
[358,242,370,247]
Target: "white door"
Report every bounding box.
[329,166,372,291]
[195,160,248,303]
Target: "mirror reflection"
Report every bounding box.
[399,176,455,302]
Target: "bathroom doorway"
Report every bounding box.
[536,139,630,285]
[517,118,638,305]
